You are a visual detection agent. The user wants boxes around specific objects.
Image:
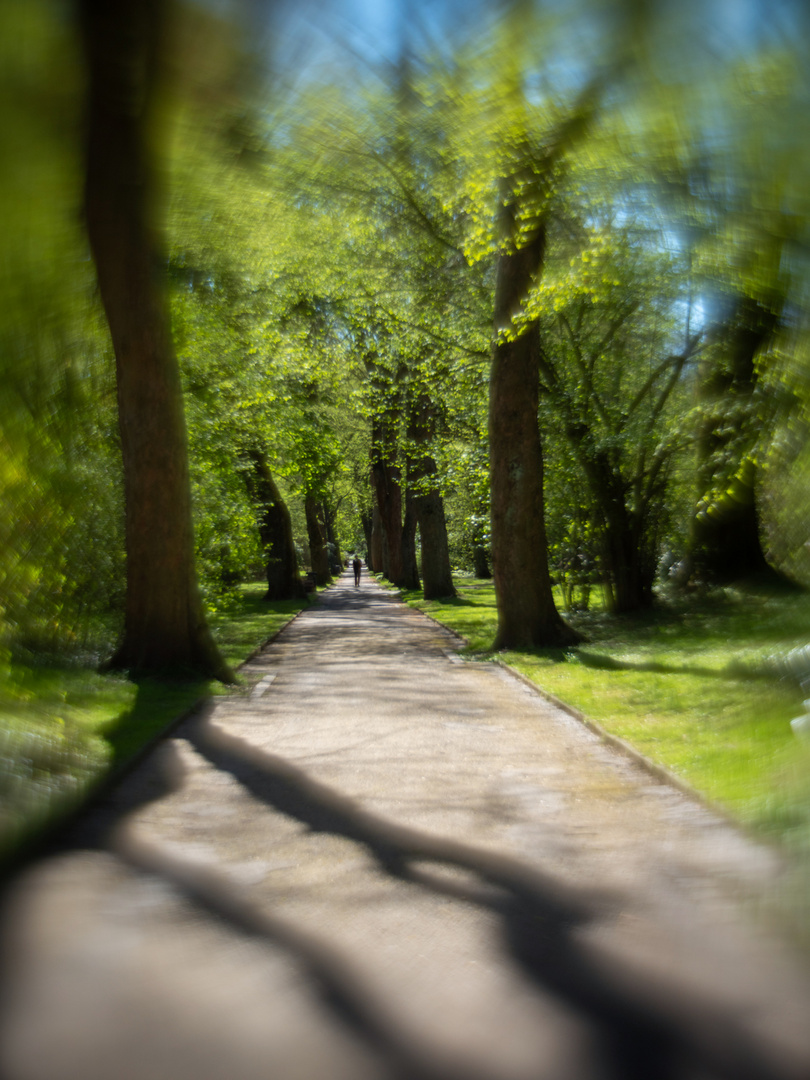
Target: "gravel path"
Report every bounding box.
[1,570,808,1080]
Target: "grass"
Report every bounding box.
[5,571,810,913]
[0,584,309,864]
[402,577,810,856]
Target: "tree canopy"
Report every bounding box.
[2,0,809,673]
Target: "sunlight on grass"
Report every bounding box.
[406,577,810,855]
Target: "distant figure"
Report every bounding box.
[352,556,362,587]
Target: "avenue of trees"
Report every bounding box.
[2,0,810,675]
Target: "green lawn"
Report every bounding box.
[402,578,810,854]
[5,572,810,900]
[0,584,309,863]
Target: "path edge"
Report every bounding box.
[0,604,311,882]
[411,601,755,836]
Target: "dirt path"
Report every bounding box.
[1,571,808,1080]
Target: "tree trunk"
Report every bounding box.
[370,502,383,573]
[601,504,655,613]
[690,296,782,584]
[691,458,772,584]
[473,546,491,580]
[244,450,306,601]
[579,455,657,614]
[419,489,455,599]
[322,502,343,574]
[370,419,405,585]
[401,487,421,591]
[406,393,455,600]
[305,494,331,586]
[78,0,232,680]
[489,211,578,650]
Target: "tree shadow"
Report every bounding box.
[569,650,773,682]
[517,647,575,664]
[429,595,476,608]
[8,633,804,1080]
[100,676,211,767]
[97,714,802,1080]
[0,675,211,883]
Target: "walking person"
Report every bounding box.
[352,555,362,587]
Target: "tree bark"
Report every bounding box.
[419,488,455,598]
[305,494,331,586]
[78,0,232,680]
[322,502,343,574]
[406,394,455,600]
[473,546,491,580]
[370,418,405,585]
[369,502,383,574]
[573,443,657,614]
[489,210,578,650]
[244,450,307,601]
[601,503,655,613]
[401,487,421,591]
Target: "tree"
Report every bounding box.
[533,202,699,612]
[488,169,579,648]
[363,334,412,590]
[406,389,456,599]
[476,36,596,647]
[369,401,407,586]
[0,1,130,657]
[78,0,232,679]
[244,446,307,600]
[690,294,787,584]
[621,35,810,588]
[264,42,489,595]
[304,494,332,586]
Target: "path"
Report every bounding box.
[1,571,808,1080]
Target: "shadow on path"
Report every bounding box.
[2,576,805,1080]
[98,712,803,1080]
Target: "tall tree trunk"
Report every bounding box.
[78,0,232,680]
[370,502,383,574]
[305,494,331,586]
[370,419,405,585]
[601,504,655,613]
[418,488,455,599]
[406,394,455,600]
[489,210,578,650]
[401,487,421,591]
[244,450,306,601]
[322,502,343,574]
[574,442,656,614]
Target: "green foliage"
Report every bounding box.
[535,195,697,603]
[0,0,126,653]
[158,0,810,603]
[4,0,810,890]
[444,439,491,572]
